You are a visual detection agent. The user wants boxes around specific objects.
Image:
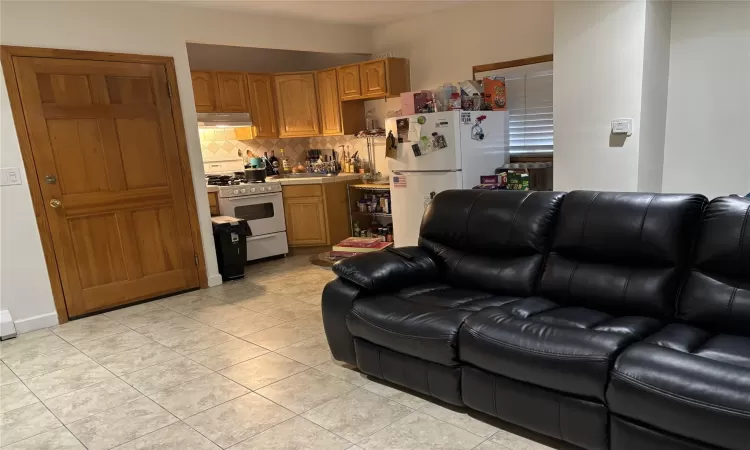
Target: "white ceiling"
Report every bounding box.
[179,0,472,26]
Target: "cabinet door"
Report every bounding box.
[246,74,278,138]
[191,71,217,112]
[284,197,328,246]
[215,72,248,112]
[338,64,361,99]
[360,60,387,97]
[316,69,343,136]
[274,73,320,137]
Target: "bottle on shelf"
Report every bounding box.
[280,148,290,173]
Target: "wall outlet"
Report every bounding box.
[0,167,22,186]
[611,119,633,136]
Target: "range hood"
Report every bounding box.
[197,112,252,128]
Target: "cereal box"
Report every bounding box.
[483,77,507,111]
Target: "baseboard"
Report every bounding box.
[207,273,223,287]
[13,312,59,334]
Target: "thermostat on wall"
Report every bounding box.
[611,119,633,136]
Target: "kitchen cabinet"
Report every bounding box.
[281,180,355,247]
[246,73,278,138]
[360,60,387,97]
[316,69,343,136]
[274,73,320,137]
[284,197,328,246]
[215,72,248,112]
[208,192,219,216]
[337,64,361,100]
[191,71,217,112]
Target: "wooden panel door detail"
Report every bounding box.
[338,65,361,99]
[215,72,247,112]
[284,197,328,246]
[360,60,387,97]
[316,69,342,136]
[191,71,216,112]
[274,73,320,137]
[15,57,200,317]
[246,73,277,138]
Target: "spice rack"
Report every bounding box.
[347,183,393,241]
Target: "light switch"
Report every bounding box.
[611,119,633,136]
[1,167,23,186]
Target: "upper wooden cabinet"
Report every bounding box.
[274,73,320,138]
[337,64,361,100]
[246,74,278,138]
[215,72,247,112]
[360,60,387,97]
[337,58,410,101]
[191,71,217,113]
[316,69,343,136]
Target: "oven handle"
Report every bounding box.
[247,234,282,241]
[221,193,280,201]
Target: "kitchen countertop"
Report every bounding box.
[206,185,220,193]
[269,173,362,185]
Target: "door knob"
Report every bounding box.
[49,199,62,208]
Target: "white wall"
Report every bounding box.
[0,1,372,331]
[662,1,750,198]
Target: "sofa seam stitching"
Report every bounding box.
[611,371,750,418]
[464,327,611,361]
[506,191,532,246]
[350,311,457,340]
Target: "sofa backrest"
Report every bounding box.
[419,190,565,297]
[538,191,707,318]
[677,196,750,336]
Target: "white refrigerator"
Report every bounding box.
[386,110,509,247]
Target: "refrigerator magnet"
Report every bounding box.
[411,143,422,157]
[431,132,448,149]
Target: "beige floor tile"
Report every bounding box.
[119,357,212,395]
[3,345,92,380]
[419,401,500,438]
[0,403,61,447]
[24,360,115,400]
[276,335,332,366]
[268,283,324,298]
[230,292,292,311]
[112,422,220,449]
[187,339,268,371]
[488,429,558,450]
[211,285,269,304]
[103,302,181,329]
[0,332,70,362]
[246,299,320,321]
[210,311,284,337]
[189,302,256,327]
[358,412,484,450]
[256,369,356,414]
[73,331,154,360]
[5,426,85,449]
[43,378,142,424]
[314,360,369,387]
[97,342,180,376]
[362,381,430,410]
[136,317,234,355]
[284,311,324,332]
[148,373,248,419]
[0,382,39,413]
[185,393,294,448]
[52,316,130,344]
[297,294,322,306]
[156,292,226,315]
[474,441,512,450]
[303,388,413,443]
[68,397,177,450]
[242,322,322,351]
[219,353,308,390]
[230,416,351,450]
[0,362,20,387]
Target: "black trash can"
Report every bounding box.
[211,216,251,281]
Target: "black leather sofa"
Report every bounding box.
[321,190,750,450]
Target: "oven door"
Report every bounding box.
[218,193,286,236]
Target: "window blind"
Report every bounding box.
[476,61,553,155]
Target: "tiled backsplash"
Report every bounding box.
[199,128,367,166]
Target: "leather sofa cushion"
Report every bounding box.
[332,246,440,292]
[459,297,662,401]
[607,324,750,450]
[347,283,520,366]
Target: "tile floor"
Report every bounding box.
[0,255,566,450]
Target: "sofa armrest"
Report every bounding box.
[332,246,440,292]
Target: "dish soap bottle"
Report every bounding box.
[280,148,290,173]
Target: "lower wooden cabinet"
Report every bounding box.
[284,196,328,246]
[282,181,354,247]
[207,192,219,216]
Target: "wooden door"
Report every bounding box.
[274,73,320,137]
[316,69,342,136]
[284,197,328,246]
[13,56,200,317]
[215,72,247,112]
[360,60,387,97]
[246,73,278,138]
[338,64,361,99]
[191,71,216,112]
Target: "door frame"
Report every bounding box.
[1,46,208,324]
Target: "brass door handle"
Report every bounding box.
[50,199,62,208]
